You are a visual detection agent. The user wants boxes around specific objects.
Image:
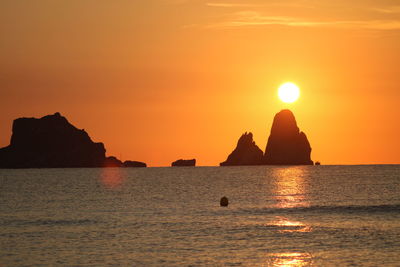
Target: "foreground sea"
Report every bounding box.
[1,165,400,266]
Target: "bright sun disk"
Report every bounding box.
[278,82,300,103]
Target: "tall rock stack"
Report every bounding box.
[220,109,313,166]
[263,109,313,165]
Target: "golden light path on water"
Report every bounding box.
[272,167,310,209]
[264,167,313,266]
[99,166,314,266]
[266,252,313,267]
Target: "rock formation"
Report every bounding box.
[123,160,147,168]
[220,110,313,166]
[0,112,106,168]
[171,159,196,167]
[103,156,123,167]
[263,109,313,165]
[220,132,264,166]
[0,112,148,168]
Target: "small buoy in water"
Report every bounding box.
[220,196,229,207]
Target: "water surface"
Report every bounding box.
[1,165,400,266]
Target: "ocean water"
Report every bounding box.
[1,165,400,266]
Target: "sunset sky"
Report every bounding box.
[1,0,399,166]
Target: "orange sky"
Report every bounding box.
[1,0,399,166]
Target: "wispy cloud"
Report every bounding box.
[207,11,400,30]
[206,1,314,9]
[371,6,400,14]
[206,2,263,8]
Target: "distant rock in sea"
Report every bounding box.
[0,112,106,168]
[171,159,196,167]
[123,160,147,168]
[263,109,313,165]
[103,156,123,167]
[220,132,263,166]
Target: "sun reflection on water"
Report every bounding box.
[265,252,313,267]
[270,216,312,233]
[272,167,310,209]
[261,167,313,266]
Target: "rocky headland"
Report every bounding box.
[0,113,146,168]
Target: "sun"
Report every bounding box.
[278,82,300,103]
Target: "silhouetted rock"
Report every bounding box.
[315,161,321,165]
[220,132,263,166]
[171,159,196,167]
[264,109,313,165]
[220,196,229,207]
[0,112,106,168]
[123,160,147,168]
[103,156,123,167]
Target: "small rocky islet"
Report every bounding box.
[171,159,196,167]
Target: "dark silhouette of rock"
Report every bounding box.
[264,109,313,165]
[123,160,147,168]
[315,161,321,165]
[103,156,123,167]
[171,159,196,167]
[0,112,106,168]
[220,132,263,166]
[220,196,229,207]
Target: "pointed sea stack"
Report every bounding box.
[0,112,106,168]
[263,109,313,165]
[220,132,263,166]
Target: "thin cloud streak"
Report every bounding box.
[207,11,400,30]
[206,2,264,7]
[206,1,315,9]
[371,6,400,14]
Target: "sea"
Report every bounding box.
[1,165,400,266]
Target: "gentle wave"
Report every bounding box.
[234,204,400,215]
[0,218,97,227]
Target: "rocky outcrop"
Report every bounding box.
[171,159,196,167]
[263,109,313,165]
[0,113,150,168]
[220,132,264,166]
[0,112,106,168]
[123,160,147,168]
[220,110,313,166]
[103,156,123,167]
